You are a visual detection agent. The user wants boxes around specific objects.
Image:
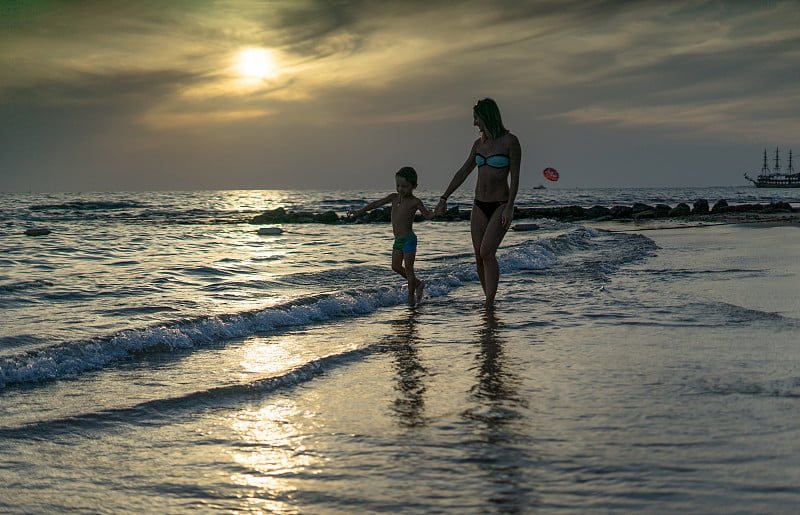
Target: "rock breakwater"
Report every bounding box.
[249,200,796,225]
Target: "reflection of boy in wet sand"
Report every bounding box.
[348,167,434,306]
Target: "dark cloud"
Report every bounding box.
[2,68,198,108]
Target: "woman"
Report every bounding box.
[434,98,521,308]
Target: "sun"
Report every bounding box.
[235,48,277,80]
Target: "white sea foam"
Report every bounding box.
[0,227,632,389]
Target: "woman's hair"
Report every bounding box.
[473,98,508,140]
[396,166,418,187]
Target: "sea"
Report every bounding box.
[1,186,799,514]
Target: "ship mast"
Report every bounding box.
[789,149,795,175]
[761,148,770,176]
[773,147,781,175]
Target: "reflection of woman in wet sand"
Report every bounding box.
[467,310,525,422]
[464,309,532,508]
[435,98,521,309]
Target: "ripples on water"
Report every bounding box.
[1,188,799,513]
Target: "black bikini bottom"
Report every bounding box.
[474,199,507,219]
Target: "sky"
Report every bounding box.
[1,0,799,192]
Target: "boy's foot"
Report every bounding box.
[415,280,425,305]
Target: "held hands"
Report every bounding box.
[433,198,447,218]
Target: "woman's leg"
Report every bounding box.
[478,206,509,307]
[470,204,490,294]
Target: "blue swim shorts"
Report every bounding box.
[392,232,417,253]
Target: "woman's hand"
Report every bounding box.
[500,205,513,227]
[434,198,447,218]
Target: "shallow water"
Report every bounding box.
[2,189,800,513]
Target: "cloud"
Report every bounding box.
[2,0,799,191]
[516,1,800,141]
[5,0,795,131]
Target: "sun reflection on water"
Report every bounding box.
[229,401,318,512]
[212,190,296,212]
[239,337,305,376]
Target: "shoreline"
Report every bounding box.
[687,210,800,225]
[595,211,800,232]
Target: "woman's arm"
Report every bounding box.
[348,193,395,217]
[435,139,479,216]
[501,134,522,227]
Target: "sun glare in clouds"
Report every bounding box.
[236,48,277,80]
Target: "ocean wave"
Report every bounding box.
[28,200,149,211]
[529,227,657,277]
[178,265,237,277]
[0,346,381,438]
[635,268,765,277]
[0,287,406,390]
[21,202,255,225]
[0,279,54,294]
[0,228,647,390]
[199,280,277,292]
[93,305,180,316]
[693,376,800,398]
[0,334,48,349]
[686,301,796,327]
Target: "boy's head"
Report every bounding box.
[395,166,418,188]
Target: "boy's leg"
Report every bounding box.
[394,249,419,306]
[403,251,423,305]
[392,249,407,278]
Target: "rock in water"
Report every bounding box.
[25,228,51,236]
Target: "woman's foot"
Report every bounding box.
[415,280,425,305]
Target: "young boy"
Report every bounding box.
[348,166,434,306]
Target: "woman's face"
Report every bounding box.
[473,113,486,133]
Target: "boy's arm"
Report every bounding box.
[417,198,435,220]
[348,193,395,217]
